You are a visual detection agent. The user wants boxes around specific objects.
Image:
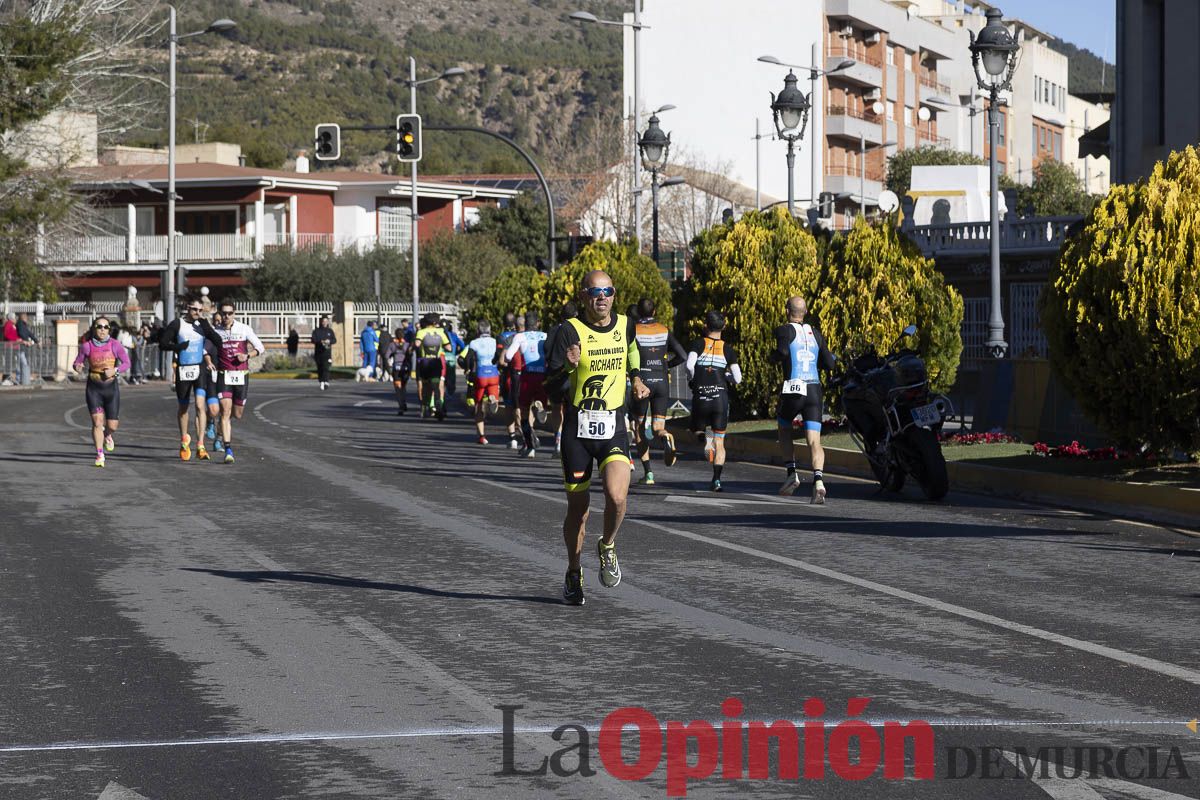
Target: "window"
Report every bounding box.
[887,101,896,120]
[998,109,1007,145]
[1035,76,1041,101]
[1051,83,1057,107]
[378,204,411,251]
[1053,131,1062,161]
[904,105,913,126]
[1044,83,1049,103]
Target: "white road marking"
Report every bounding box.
[64,404,87,430]
[664,493,800,507]
[473,477,1200,687]
[98,781,152,800]
[353,399,382,407]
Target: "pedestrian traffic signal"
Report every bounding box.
[314,124,340,161]
[396,114,422,163]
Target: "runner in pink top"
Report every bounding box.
[71,316,130,467]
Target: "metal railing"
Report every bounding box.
[917,128,950,147]
[826,164,886,181]
[826,105,882,122]
[918,73,950,95]
[37,233,395,265]
[904,216,1083,256]
[827,45,883,69]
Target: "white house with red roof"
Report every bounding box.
[45,161,521,303]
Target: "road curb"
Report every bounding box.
[666,421,1200,536]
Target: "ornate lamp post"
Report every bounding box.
[637,114,671,263]
[969,7,1021,358]
[768,71,810,216]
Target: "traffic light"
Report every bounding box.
[819,191,835,218]
[396,114,422,163]
[314,124,340,161]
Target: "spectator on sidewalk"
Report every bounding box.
[16,312,37,385]
[2,313,18,385]
[117,325,138,385]
[360,320,379,378]
[286,328,299,358]
[311,315,336,390]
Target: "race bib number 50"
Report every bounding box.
[224,371,247,386]
[577,409,616,440]
[781,379,808,395]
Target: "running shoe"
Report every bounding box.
[94,453,105,468]
[214,437,224,452]
[179,435,191,461]
[485,396,499,416]
[704,439,716,463]
[778,472,801,496]
[224,448,235,464]
[509,438,521,450]
[597,539,621,588]
[104,434,115,453]
[197,447,210,461]
[663,432,678,467]
[478,436,489,445]
[526,448,537,459]
[554,433,562,454]
[563,568,585,606]
[710,478,723,492]
[637,471,656,486]
[205,422,215,441]
[533,400,549,425]
[812,479,827,505]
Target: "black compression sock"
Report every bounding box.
[713,465,724,481]
[785,461,797,475]
[521,421,534,449]
[813,470,824,482]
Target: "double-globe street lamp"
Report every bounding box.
[758,54,854,213]
[969,7,1021,359]
[165,7,235,323]
[570,5,648,247]
[636,109,683,263]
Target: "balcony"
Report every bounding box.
[918,72,950,97]
[825,106,885,145]
[38,233,393,270]
[917,128,950,148]
[824,167,883,202]
[825,48,882,89]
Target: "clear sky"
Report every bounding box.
[991,0,1116,62]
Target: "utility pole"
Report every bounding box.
[409,57,420,329]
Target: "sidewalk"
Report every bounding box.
[666,421,1200,536]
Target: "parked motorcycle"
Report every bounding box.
[838,325,952,500]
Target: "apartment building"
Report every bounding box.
[1064,93,1111,194]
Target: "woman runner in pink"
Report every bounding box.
[72,316,131,467]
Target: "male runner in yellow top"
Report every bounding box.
[545,270,649,605]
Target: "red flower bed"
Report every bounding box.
[1031,440,1146,461]
[940,432,1020,445]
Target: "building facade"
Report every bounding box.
[48,163,519,305]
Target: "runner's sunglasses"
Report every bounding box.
[584,286,615,298]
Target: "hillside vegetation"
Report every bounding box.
[128,0,627,174]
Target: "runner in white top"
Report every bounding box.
[212,300,265,464]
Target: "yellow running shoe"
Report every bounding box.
[180,435,191,461]
[197,447,210,461]
[94,453,105,468]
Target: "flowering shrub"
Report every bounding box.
[1031,441,1147,461]
[940,431,1020,445]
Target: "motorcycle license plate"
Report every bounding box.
[911,402,940,426]
[225,371,247,386]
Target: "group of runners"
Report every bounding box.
[71,273,834,608]
[73,295,263,467]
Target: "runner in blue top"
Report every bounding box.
[159,295,223,462]
[460,319,501,444]
[771,295,836,503]
[444,321,466,399]
[499,311,550,457]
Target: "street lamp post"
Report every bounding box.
[969,7,1021,359]
[165,7,235,322]
[570,5,648,247]
[767,71,810,217]
[637,114,672,263]
[759,54,854,207]
[402,62,464,325]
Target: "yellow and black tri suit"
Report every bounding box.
[545,313,641,492]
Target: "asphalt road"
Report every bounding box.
[0,380,1197,800]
